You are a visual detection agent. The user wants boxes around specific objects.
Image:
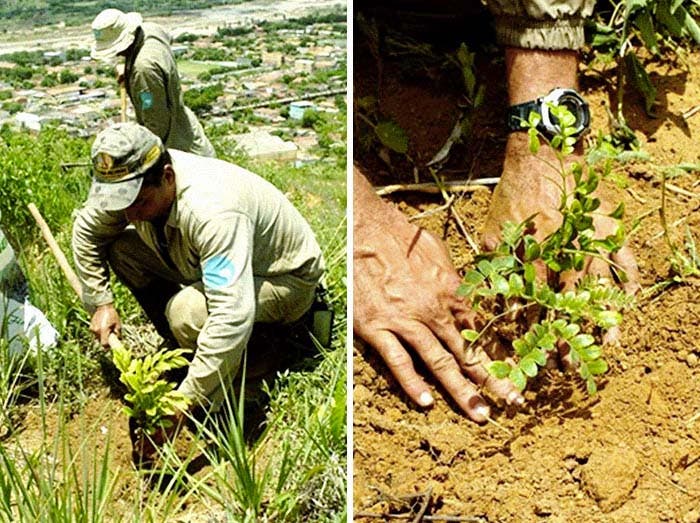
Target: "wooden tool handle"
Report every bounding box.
[120,84,127,123]
[27,202,124,351]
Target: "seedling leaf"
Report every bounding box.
[509,367,527,391]
[375,121,408,154]
[489,361,512,379]
[461,329,480,342]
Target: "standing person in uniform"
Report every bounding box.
[72,122,325,433]
[90,8,216,158]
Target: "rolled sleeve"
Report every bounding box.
[71,207,127,311]
[482,0,596,49]
[177,211,256,402]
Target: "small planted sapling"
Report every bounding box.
[459,104,635,395]
[111,343,191,463]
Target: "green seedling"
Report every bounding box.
[111,344,191,438]
[459,104,635,395]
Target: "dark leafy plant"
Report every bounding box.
[459,104,635,394]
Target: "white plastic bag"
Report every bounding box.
[0,226,58,356]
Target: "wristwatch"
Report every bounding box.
[506,88,590,140]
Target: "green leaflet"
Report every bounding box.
[114,342,192,436]
[374,120,408,154]
[634,9,659,54]
[624,51,657,115]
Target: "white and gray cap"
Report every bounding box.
[87,122,164,212]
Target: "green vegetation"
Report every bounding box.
[112,344,191,438]
[0,106,346,519]
[0,1,253,29]
[259,12,347,32]
[183,83,224,115]
[215,25,254,39]
[586,0,700,145]
[458,105,634,394]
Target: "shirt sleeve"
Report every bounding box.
[481,0,596,50]
[177,210,256,403]
[130,63,171,143]
[71,206,128,311]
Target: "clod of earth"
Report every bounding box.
[580,445,640,512]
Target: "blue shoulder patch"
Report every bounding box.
[203,255,237,289]
[139,91,154,110]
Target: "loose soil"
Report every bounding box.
[353,18,700,523]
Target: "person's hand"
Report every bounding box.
[353,168,524,423]
[90,303,121,348]
[114,63,125,84]
[482,134,640,352]
[482,134,640,294]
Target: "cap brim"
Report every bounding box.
[91,37,132,60]
[87,176,144,212]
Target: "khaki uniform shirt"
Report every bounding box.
[125,23,215,157]
[72,150,324,401]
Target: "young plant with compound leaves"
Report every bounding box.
[459,104,635,395]
[111,344,191,439]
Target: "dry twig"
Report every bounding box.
[355,512,486,522]
[665,182,699,199]
[682,104,700,121]
[375,178,498,196]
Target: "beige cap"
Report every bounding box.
[87,123,164,212]
[91,9,142,60]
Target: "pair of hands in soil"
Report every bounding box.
[353,136,640,423]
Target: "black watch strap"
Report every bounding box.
[506,99,540,132]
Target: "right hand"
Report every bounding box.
[90,303,121,348]
[114,63,125,84]
[353,168,524,423]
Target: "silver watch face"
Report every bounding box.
[540,88,590,137]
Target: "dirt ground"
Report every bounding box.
[353,14,700,523]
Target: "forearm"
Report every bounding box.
[71,208,124,310]
[354,166,409,242]
[506,48,578,104]
[501,49,583,187]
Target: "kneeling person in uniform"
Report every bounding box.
[72,122,326,424]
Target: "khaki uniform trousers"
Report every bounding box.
[107,229,318,390]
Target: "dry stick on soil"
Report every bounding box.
[27,202,124,351]
[686,410,700,427]
[484,414,513,436]
[665,183,699,199]
[375,179,498,196]
[399,174,483,254]
[431,175,481,255]
[682,104,700,121]
[625,187,647,204]
[411,487,432,523]
[449,198,480,255]
[407,195,455,222]
[355,512,486,522]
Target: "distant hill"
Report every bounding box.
[0,0,252,29]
